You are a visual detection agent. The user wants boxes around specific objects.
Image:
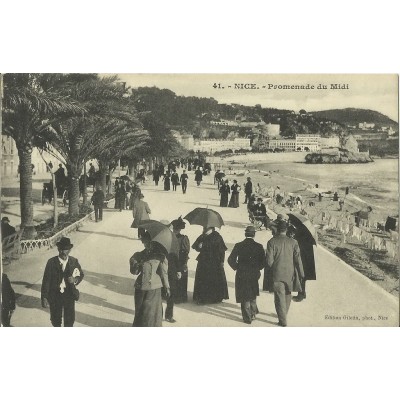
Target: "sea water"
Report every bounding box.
[256,158,399,216]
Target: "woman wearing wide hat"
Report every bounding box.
[41,237,84,327]
[130,233,170,327]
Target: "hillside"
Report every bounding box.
[311,108,397,127]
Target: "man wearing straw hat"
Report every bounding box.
[41,237,84,327]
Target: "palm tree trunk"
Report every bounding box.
[51,172,58,227]
[83,163,88,205]
[98,159,108,194]
[147,157,154,174]
[67,166,80,216]
[18,147,37,238]
[128,160,136,179]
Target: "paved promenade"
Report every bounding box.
[3,171,399,327]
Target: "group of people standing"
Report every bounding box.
[152,162,191,194]
[219,179,242,208]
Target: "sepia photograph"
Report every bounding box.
[1,73,398,328]
[1,3,400,400]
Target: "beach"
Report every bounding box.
[214,152,399,295]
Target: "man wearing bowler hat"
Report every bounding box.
[41,237,84,327]
[227,225,267,324]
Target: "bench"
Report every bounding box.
[2,228,24,263]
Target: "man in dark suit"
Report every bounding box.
[264,221,304,327]
[180,170,189,194]
[91,186,105,222]
[41,237,84,327]
[1,216,16,239]
[244,177,253,204]
[228,225,267,324]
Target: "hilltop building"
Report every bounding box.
[209,119,267,128]
[358,122,375,130]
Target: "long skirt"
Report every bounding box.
[220,193,229,207]
[164,180,170,191]
[229,193,239,208]
[174,270,188,303]
[133,288,163,327]
[193,262,229,304]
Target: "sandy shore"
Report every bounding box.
[215,154,399,296]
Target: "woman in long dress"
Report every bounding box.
[219,180,230,207]
[171,218,190,303]
[192,227,229,304]
[229,180,240,208]
[194,168,203,186]
[163,172,171,191]
[291,225,316,302]
[130,234,170,327]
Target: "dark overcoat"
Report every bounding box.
[295,229,316,280]
[192,231,229,303]
[227,238,267,303]
[219,184,230,207]
[41,256,84,303]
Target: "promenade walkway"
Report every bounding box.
[3,170,399,327]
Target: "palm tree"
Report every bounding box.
[43,75,144,216]
[2,74,85,238]
[97,129,149,191]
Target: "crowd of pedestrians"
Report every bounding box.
[2,159,316,328]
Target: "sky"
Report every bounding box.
[115,74,399,122]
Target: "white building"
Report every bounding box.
[181,134,194,150]
[268,138,296,151]
[358,122,375,130]
[2,134,63,177]
[209,119,238,127]
[1,135,18,176]
[295,133,320,151]
[192,138,251,154]
[319,136,340,149]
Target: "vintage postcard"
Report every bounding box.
[1,73,399,327]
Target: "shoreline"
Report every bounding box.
[216,155,399,297]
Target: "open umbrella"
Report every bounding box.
[184,207,224,229]
[138,220,179,255]
[287,212,317,245]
